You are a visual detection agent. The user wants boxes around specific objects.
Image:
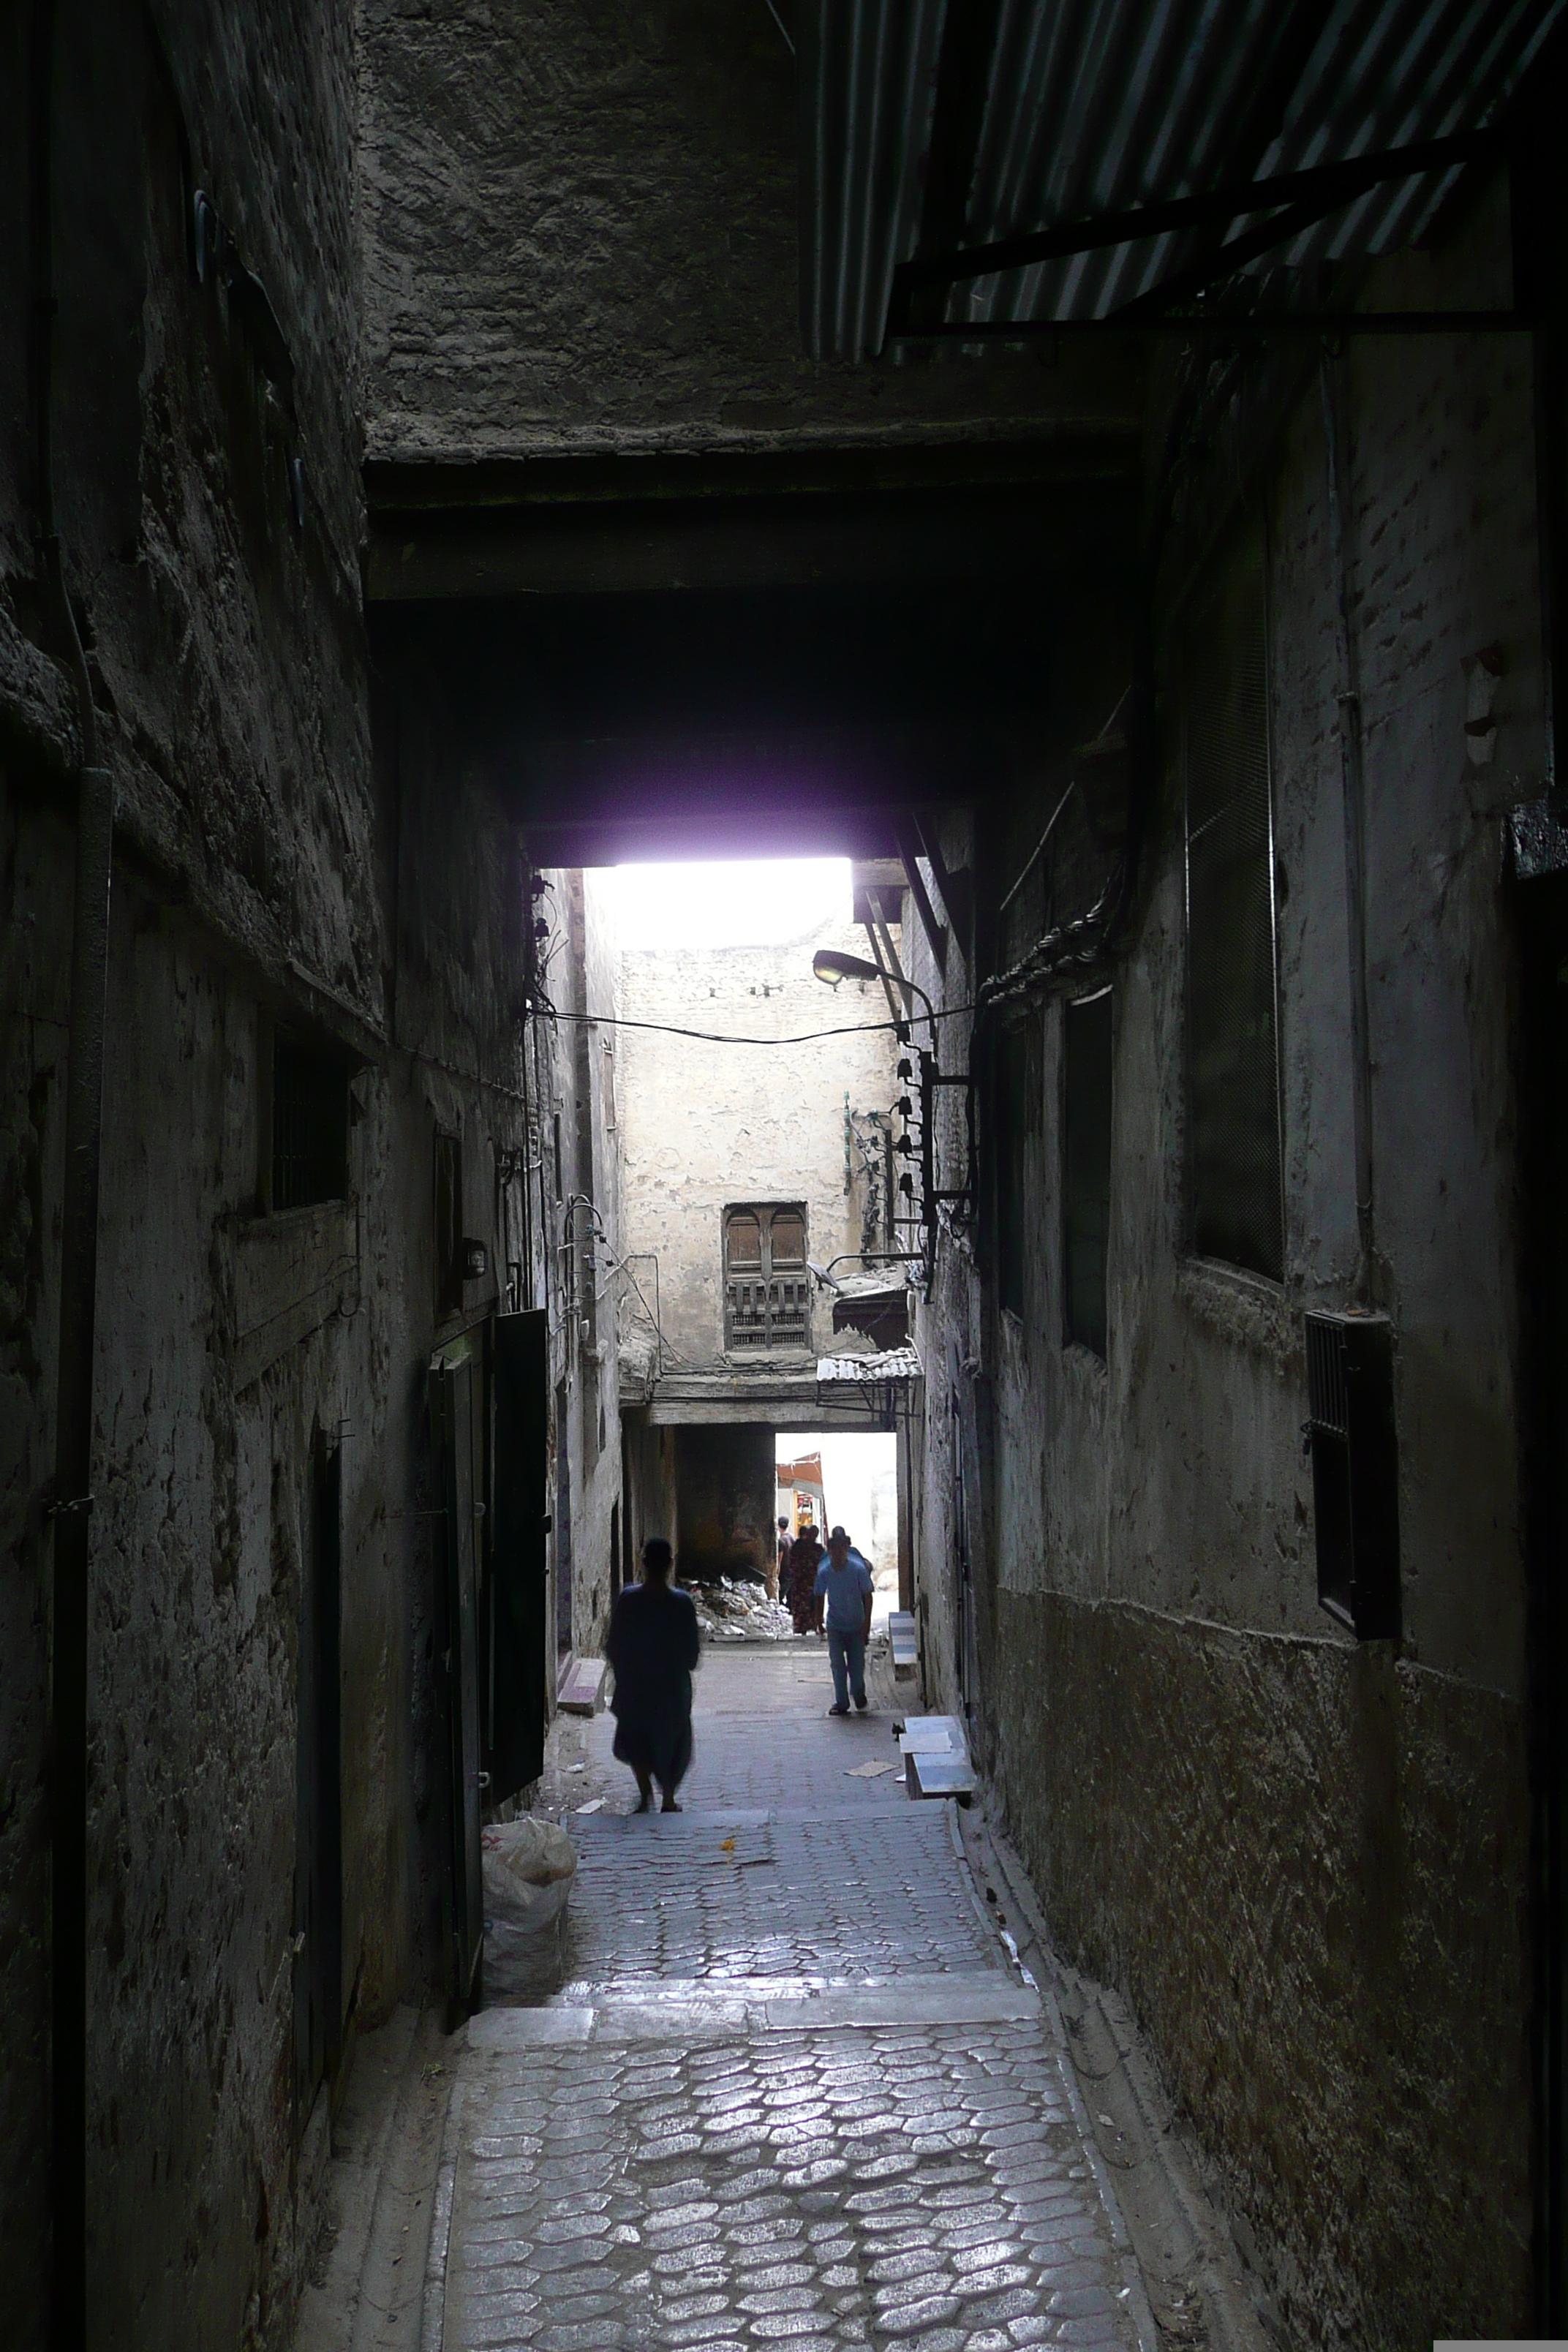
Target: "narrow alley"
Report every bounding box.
[10,4,1568,2348]
[301,1642,1257,2352]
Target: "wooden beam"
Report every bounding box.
[890,821,949,976]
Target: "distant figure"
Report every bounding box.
[786,1522,824,1635]
[770,1515,791,1602]
[606,1537,701,1813]
[814,1525,874,1715]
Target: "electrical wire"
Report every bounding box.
[565,1192,697,1367]
[762,0,795,55]
[541,1005,977,1049]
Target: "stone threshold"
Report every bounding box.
[467,1970,1039,2047]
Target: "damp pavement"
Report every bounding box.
[426,1643,1159,2352]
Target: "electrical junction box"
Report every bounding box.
[1303,1310,1401,1640]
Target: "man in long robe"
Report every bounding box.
[605,1537,701,1812]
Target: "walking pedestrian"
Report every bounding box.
[786,1520,824,1635]
[605,1537,701,1812]
[769,1515,791,1602]
[813,1525,873,1715]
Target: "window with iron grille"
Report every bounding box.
[1184,535,1284,1282]
[723,1205,809,1352]
[271,1034,348,1212]
[1063,990,1112,1357]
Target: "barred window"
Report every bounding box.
[1184,537,1284,1281]
[723,1205,810,1352]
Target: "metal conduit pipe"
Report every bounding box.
[1319,344,1378,1301]
[31,4,113,2344]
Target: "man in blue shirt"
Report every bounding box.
[813,1525,874,1716]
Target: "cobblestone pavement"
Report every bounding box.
[561,1807,995,1988]
[436,1648,1155,2352]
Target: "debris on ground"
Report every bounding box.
[686,1576,796,1642]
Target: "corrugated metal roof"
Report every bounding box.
[815,1343,923,1382]
[802,0,1564,356]
[800,0,948,360]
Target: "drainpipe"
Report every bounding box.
[1319,346,1377,1302]
[31,4,113,2346]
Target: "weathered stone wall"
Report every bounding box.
[616,921,900,1368]
[622,1415,680,1583]
[0,8,555,2345]
[357,0,1138,465]
[906,186,1537,2348]
[992,1597,1529,2343]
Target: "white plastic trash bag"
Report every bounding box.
[482,1817,578,1997]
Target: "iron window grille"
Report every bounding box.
[271,1033,348,1212]
[723,1205,810,1352]
[1183,532,1284,1282]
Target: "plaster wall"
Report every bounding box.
[905,195,1536,2348]
[615,919,900,1371]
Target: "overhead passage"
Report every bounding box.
[801,0,1564,357]
[370,570,1127,866]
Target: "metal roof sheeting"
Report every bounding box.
[801,0,948,358]
[802,0,1565,355]
[815,1344,923,1382]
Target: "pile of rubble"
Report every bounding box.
[687,1576,796,1643]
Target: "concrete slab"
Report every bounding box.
[908,1749,981,1800]
[897,1713,965,1752]
[556,1654,606,1714]
[467,2005,593,2049]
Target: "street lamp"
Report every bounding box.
[811,947,937,1047]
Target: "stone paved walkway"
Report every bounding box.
[433,1644,1156,2352]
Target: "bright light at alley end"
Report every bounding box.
[812,948,882,985]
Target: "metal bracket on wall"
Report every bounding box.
[883,129,1508,344]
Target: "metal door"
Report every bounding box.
[491,1310,549,1799]
[431,1346,483,2003]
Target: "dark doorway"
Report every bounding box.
[554,1380,573,1654]
[491,1310,549,1800]
[429,1343,484,2005]
[293,1433,342,2125]
[675,1425,774,1580]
